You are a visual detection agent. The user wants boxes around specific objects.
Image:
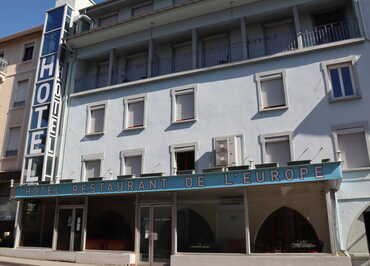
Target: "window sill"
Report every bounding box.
[329,95,361,103]
[85,132,105,137]
[260,105,288,112]
[10,106,26,111]
[123,126,145,131]
[1,156,17,160]
[343,167,370,173]
[172,118,196,125]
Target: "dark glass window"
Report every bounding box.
[329,68,342,98]
[22,44,34,61]
[176,151,195,172]
[341,67,354,96]
[46,7,65,32]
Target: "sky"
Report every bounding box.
[0,0,104,38]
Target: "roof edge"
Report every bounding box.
[0,25,43,45]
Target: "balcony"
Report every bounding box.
[0,58,8,84]
[72,3,362,94]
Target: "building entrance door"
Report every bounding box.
[139,206,173,266]
[56,206,84,251]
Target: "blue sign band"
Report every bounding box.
[15,162,342,199]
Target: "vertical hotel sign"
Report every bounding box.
[23,6,72,183]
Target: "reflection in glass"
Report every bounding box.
[57,209,72,250]
[46,7,64,32]
[140,207,150,262]
[153,207,172,263]
[42,30,61,56]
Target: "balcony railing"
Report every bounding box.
[0,58,7,83]
[302,21,360,48]
[73,21,361,93]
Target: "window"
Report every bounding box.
[13,80,28,108]
[171,144,197,175]
[6,127,21,157]
[96,61,109,88]
[120,149,144,177]
[334,127,370,170]
[261,133,292,166]
[214,135,244,167]
[173,42,192,72]
[264,20,296,55]
[132,2,153,16]
[124,95,146,130]
[203,34,230,67]
[87,104,106,135]
[322,57,360,102]
[171,87,196,123]
[98,13,118,27]
[125,53,148,82]
[256,71,288,111]
[84,160,101,179]
[22,42,34,62]
[328,64,356,99]
[0,51,4,58]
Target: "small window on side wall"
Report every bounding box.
[124,95,146,130]
[322,57,360,102]
[256,71,288,111]
[14,79,28,108]
[171,87,196,124]
[82,153,104,181]
[22,42,34,62]
[334,126,370,170]
[261,133,292,167]
[6,127,21,157]
[87,104,106,135]
[171,144,196,175]
[121,150,144,177]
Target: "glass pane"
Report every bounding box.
[341,67,354,96]
[57,209,72,250]
[140,207,150,262]
[153,207,172,263]
[42,30,61,56]
[329,68,342,98]
[74,209,83,251]
[46,7,65,32]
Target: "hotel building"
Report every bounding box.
[6,0,370,265]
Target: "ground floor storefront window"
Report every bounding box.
[248,183,330,253]
[20,199,55,247]
[86,196,135,251]
[177,189,246,253]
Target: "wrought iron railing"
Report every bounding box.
[302,21,360,48]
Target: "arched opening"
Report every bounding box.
[254,207,322,253]
[347,206,370,254]
[177,208,216,252]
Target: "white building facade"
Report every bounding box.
[10,0,370,265]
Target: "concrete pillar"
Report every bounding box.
[52,198,59,250]
[353,0,366,38]
[108,49,115,85]
[293,6,304,49]
[192,29,198,69]
[240,17,249,60]
[326,190,337,255]
[148,39,154,78]
[244,189,251,254]
[13,200,23,248]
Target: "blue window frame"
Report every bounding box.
[328,64,356,99]
[42,30,61,56]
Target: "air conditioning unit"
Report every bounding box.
[214,136,242,167]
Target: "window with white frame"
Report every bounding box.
[262,134,292,166]
[171,144,196,175]
[13,79,28,108]
[132,2,153,16]
[82,154,104,180]
[257,71,287,111]
[98,13,118,27]
[121,150,143,177]
[6,127,21,157]
[327,63,357,99]
[214,135,244,167]
[87,104,105,135]
[335,127,370,169]
[22,42,34,62]
[172,87,196,123]
[124,96,145,129]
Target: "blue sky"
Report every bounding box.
[0,0,104,38]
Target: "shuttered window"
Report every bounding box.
[96,62,109,88]
[176,92,194,121]
[264,135,291,166]
[203,35,229,67]
[14,80,28,107]
[338,130,370,169]
[6,127,21,157]
[126,54,147,82]
[260,74,286,109]
[127,100,144,128]
[173,43,192,72]
[85,160,101,179]
[88,105,105,134]
[125,155,142,176]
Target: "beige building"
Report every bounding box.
[0,26,42,246]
